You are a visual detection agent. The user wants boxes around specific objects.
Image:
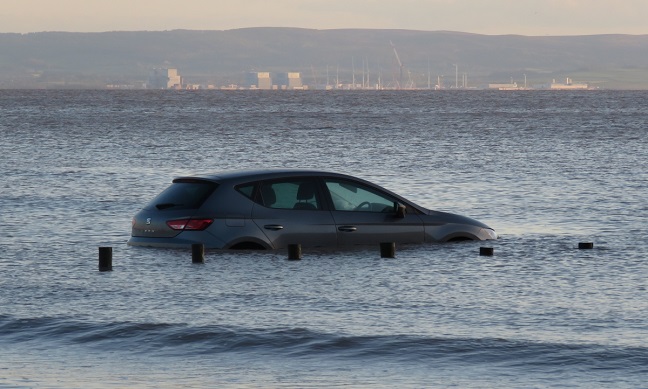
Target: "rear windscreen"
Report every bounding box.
[145,180,218,211]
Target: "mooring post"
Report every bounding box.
[380,242,396,258]
[287,244,302,260]
[192,243,205,263]
[98,247,113,271]
[578,242,594,249]
[480,247,494,256]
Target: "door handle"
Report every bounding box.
[338,226,357,232]
[264,224,284,231]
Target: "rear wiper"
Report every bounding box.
[156,203,182,210]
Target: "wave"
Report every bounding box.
[1,314,647,372]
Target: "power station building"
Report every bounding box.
[246,72,303,89]
[274,72,303,89]
[148,68,183,89]
[246,72,272,89]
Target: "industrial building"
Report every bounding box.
[488,82,520,90]
[273,72,303,89]
[246,72,303,89]
[246,72,272,89]
[550,78,589,90]
[148,68,183,89]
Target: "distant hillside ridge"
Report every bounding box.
[1,28,648,89]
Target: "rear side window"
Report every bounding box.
[145,180,218,211]
[236,183,256,199]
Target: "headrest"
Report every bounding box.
[296,182,315,200]
[261,185,276,206]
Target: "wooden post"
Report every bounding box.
[380,242,395,258]
[480,247,494,256]
[98,247,113,271]
[192,243,205,263]
[287,244,302,260]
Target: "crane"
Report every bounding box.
[390,41,403,89]
[390,41,414,89]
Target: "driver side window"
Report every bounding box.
[324,179,395,212]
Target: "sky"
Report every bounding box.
[1,0,647,36]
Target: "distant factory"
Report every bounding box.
[144,67,594,91]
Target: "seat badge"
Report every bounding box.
[146,218,152,225]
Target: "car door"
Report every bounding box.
[251,178,337,249]
[322,178,425,246]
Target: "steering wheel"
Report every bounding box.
[355,201,371,211]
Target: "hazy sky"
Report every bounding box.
[2,0,647,36]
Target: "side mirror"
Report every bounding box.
[395,203,406,218]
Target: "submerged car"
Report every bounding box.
[128,169,497,249]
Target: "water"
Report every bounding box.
[1,90,647,388]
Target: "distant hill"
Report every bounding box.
[1,28,648,89]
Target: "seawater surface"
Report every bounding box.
[0,90,647,388]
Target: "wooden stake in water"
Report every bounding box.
[287,244,302,260]
[192,243,205,263]
[380,242,396,258]
[480,247,494,256]
[98,247,113,271]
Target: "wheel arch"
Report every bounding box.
[224,237,272,250]
[441,232,480,242]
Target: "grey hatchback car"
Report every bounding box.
[128,169,497,249]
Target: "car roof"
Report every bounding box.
[174,168,358,183]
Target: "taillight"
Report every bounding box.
[166,218,214,231]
